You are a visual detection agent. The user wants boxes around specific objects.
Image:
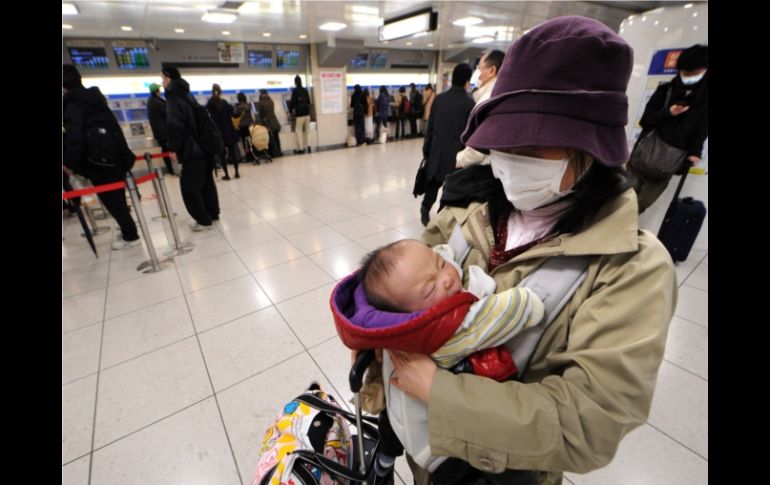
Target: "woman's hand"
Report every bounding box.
[387,350,437,403]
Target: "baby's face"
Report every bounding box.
[380,240,462,312]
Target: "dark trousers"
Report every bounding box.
[269,129,282,157]
[421,179,443,214]
[408,114,418,137]
[180,157,220,225]
[375,117,388,138]
[395,117,408,140]
[90,173,139,241]
[222,141,240,176]
[158,140,175,174]
[354,114,365,145]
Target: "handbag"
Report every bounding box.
[412,159,427,198]
[628,129,687,180]
[232,110,244,130]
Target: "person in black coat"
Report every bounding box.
[146,83,175,175]
[63,64,140,250]
[627,44,708,213]
[162,66,220,231]
[420,64,475,226]
[258,89,283,157]
[351,84,365,146]
[207,83,240,179]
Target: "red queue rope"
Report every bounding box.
[138,152,172,160]
[62,172,158,200]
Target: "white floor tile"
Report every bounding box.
[356,229,410,251]
[63,287,106,333]
[566,424,707,485]
[647,361,708,459]
[308,241,369,280]
[106,252,153,287]
[62,374,97,464]
[286,226,352,255]
[91,398,240,485]
[664,316,708,380]
[308,203,363,224]
[62,323,101,384]
[62,261,110,298]
[62,454,90,485]
[222,222,283,249]
[367,205,422,228]
[331,216,389,240]
[101,296,195,369]
[217,352,338,482]
[393,220,429,239]
[307,336,357,408]
[253,257,333,303]
[674,285,708,328]
[94,337,212,447]
[214,209,264,233]
[682,262,708,292]
[176,252,249,294]
[104,268,183,320]
[236,237,305,272]
[186,275,272,332]
[198,307,304,391]
[171,233,233,267]
[268,212,326,236]
[275,282,340,348]
[256,202,305,221]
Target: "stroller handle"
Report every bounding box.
[349,349,375,393]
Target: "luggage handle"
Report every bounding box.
[349,349,375,393]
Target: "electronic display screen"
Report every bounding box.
[111,110,125,122]
[113,46,150,69]
[125,109,148,122]
[68,47,110,70]
[276,48,300,68]
[370,52,388,68]
[349,53,369,68]
[248,49,273,68]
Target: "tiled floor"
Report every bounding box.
[62,139,707,484]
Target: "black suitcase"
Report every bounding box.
[657,163,706,262]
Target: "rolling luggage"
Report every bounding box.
[657,163,706,262]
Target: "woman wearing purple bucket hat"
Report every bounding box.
[374,16,677,484]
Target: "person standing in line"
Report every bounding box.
[146,83,176,175]
[395,86,409,140]
[258,89,283,158]
[206,84,240,179]
[351,84,365,146]
[364,88,375,143]
[420,64,475,226]
[63,64,140,250]
[162,66,220,231]
[420,84,435,136]
[408,83,423,138]
[456,49,506,169]
[626,44,708,213]
[289,75,312,154]
[376,85,390,141]
[233,92,255,163]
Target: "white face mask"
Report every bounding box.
[490,150,573,210]
[470,69,481,87]
[680,71,705,85]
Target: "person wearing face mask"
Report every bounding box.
[420,63,475,226]
[627,44,708,213]
[357,17,677,485]
[456,50,505,169]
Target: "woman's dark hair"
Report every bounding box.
[380,85,388,95]
[63,64,82,90]
[552,158,632,235]
[237,92,247,103]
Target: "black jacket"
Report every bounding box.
[146,93,168,143]
[638,74,708,158]
[63,85,128,180]
[258,95,281,132]
[206,96,239,145]
[164,77,205,161]
[422,86,475,182]
[289,86,311,117]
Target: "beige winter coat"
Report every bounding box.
[369,189,677,485]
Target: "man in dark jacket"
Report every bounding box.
[288,75,312,154]
[146,83,175,175]
[63,64,140,250]
[206,83,240,179]
[162,66,220,231]
[258,89,282,157]
[420,63,475,226]
[627,44,708,213]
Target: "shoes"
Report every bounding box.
[420,209,430,227]
[235,172,240,178]
[189,221,214,232]
[222,175,231,181]
[112,238,141,250]
[306,147,312,154]
[293,149,304,154]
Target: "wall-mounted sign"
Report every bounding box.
[320,71,344,114]
[218,42,244,63]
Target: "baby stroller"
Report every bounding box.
[249,123,273,165]
[252,351,395,485]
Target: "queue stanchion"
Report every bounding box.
[145,152,176,221]
[125,173,173,274]
[154,167,194,256]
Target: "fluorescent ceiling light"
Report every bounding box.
[379,8,437,42]
[202,10,238,24]
[221,30,231,35]
[174,28,185,33]
[412,32,428,38]
[684,3,693,8]
[465,25,513,41]
[319,22,347,31]
[453,17,482,27]
[121,26,133,31]
[428,43,434,47]
[472,36,495,44]
[238,1,283,15]
[299,34,307,39]
[406,42,412,45]
[62,24,73,29]
[262,32,271,37]
[350,13,384,26]
[62,3,78,15]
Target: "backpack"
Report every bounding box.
[412,92,423,116]
[402,97,411,116]
[83,109,135,172]
[295,88,311,116]
[187,95,224,158]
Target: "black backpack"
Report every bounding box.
[83,109,136,171]
[412,91,423,116]
[294,88,310,116]
[186,95,224,158]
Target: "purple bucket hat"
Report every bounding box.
[461,16,633,167]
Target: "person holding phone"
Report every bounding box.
[627,44,708,213]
